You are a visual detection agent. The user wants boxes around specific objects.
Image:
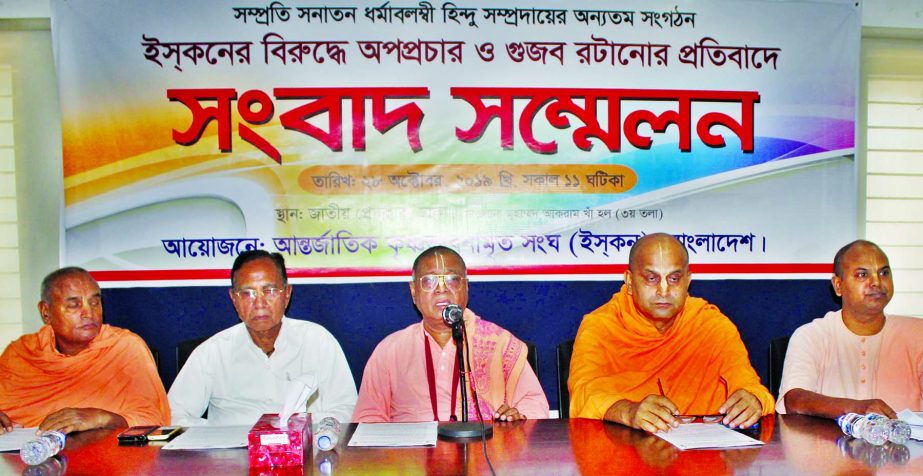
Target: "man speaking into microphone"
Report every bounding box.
[352,246,549,422]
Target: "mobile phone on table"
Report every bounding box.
[117,425,158,443]
[146,426,182,442]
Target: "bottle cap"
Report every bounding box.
[317,435,333,451]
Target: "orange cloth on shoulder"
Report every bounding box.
[0,324,170,427]
[569,285,774,419]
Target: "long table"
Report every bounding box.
[1,415,920,475]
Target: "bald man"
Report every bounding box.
[778,240,923,418]
[569,233,773,432]
[0,267,169,434]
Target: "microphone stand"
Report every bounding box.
[437,318,493,440]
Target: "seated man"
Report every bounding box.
[0,267,169,434]
[169,250,357,426]
[569,233,773,432]
[353,246,549,422]
[778,240,923,418]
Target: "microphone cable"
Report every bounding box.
[461,322,497,476]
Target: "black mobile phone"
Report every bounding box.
[117,425,159,443]
[146,426,182,442]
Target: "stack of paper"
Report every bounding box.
[896,409,923,441]
[655,424,764,450]
[0,428,38,452]
[348,422,438,447]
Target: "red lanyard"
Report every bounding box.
[424,335,460,422]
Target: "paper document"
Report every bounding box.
[0,428,38,452]
[162,425,250,450]
[897,409,923,425]
[348,422,438,447]
[655,424,764,450]
[897,409,923,441]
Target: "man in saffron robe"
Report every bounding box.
[569,233,773,432]
[353,246,548,422]
[778,240,923,417]
[0,267,169,434]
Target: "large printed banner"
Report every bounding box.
[51,0,858,282]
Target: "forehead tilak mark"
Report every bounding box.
[434,252,446,271]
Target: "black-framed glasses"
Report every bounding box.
[233,286,285,301]
[417,274,466,292]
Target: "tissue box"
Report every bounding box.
[247,413,312,468]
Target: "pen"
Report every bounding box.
[728,421,761,431]
[657,378,665,397]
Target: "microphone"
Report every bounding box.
[442,304,464,326]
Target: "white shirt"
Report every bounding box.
[777,310,884,414]
[168,317,357,426]
[777,310,923,413]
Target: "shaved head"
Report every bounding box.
[41,267,94,304]
[831,240,892,324]
[833,240,884,278]
[628,233,689,272]
[624,233,692,332]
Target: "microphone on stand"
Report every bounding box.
[442,304,464,326]
[437,304,493,440]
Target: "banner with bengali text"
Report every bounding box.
[50,0,859,282]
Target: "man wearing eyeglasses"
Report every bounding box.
[777,240,923,418]
[0,267,169,435]
[168,250,357,426]
[352,246,549,422]
[569,233,773,432]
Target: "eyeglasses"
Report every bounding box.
[658,376,728,424]
[233,287,285,301]
[416,274,466,292]
[676,414,724,424]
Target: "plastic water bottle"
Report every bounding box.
[313,417,341,451]
[20,431,66,466]
[837,413,890,445]
[886,418,912,445]
[837,413,866,441]
[858,413,890,446]
[866,414,912,445]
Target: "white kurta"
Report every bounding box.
[168,317,357,426]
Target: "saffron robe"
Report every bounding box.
[569,285,774,419]
[0,324,170,427]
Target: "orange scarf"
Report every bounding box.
[0,324,170,427]
[570,285,773,419]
